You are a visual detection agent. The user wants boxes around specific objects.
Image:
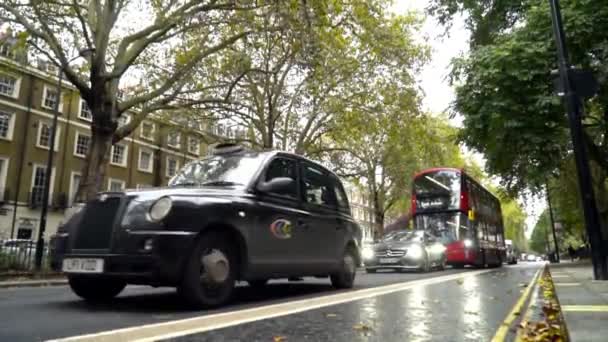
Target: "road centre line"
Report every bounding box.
[48,269,493,342]
[491,267,542,342]
[561,305,608,312]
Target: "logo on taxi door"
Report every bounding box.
[270,219,292,239]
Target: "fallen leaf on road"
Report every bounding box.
[490,296,498,300]
[506,289,513,294]
[456,279,464,285]
[353,323,373,332]
[464,311,478,315]
[326,313,337,318]
[519,283,528,287]
[273,336,287,342]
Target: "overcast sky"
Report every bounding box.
[391,0,545,238]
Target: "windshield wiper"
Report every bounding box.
[201,181,242,187]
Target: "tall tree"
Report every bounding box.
[0,0,272,199]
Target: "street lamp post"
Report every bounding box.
[545,181,560,263]
[34,49,94,271]
[548,0,607,279]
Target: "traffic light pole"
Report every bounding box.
[549,0,607,279]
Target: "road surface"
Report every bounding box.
[0,263,543,342]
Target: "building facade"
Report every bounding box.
[0,52,232,241]
[343,183,375,243]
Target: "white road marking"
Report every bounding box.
[48,269,496,342]
[553,283,581,287]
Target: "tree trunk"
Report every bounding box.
[76,128,114,201]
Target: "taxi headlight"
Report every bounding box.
[408,245,423,259]
[464,239,473,248]
[148,197,172,222]
[362,247,374,259]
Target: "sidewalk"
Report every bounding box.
[0,274,66,288]
[549,260,608,342]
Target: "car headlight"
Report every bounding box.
[148,197,172,222]
[63,203,85,223]
[430,243,446,254]
[362,247,374,259]
[408,245,423,259]
[464,239,473,248]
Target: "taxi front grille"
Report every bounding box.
[73,196,124,249]
[376,249,406,257]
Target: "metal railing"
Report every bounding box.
[0,239,50,272]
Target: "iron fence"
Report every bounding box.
[0,239,51,272]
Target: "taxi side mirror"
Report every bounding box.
[258,177,295,195]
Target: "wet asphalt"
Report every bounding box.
[0,263,541,342]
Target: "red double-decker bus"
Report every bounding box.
[411,168,505,268]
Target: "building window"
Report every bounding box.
[73,132,91,158]
[78,99,92,121]
[140,122,155,140]
[69,172,81,205]
[0,157,9,201]
[117,114,130,127]
[138,148,154,173]
[31,165,55,205]
[36,121,61,151]
[0,74,19,98]
[167,131,181,148]
[0,44,15,59]
[42,85,63,111]
[188,136,200,155]
[166,157,179,177]
[107,178,125,192]
[0,110,15,140]
[110,144,128,167]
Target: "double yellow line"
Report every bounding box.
[491,268,542,342]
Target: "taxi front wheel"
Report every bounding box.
[331,248,357,289]
[179,232,237,308]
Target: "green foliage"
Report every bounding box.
[529,210,550,254]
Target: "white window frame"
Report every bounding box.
[165,156,179,178]
[188,136,200,155]
[73,132,91,158]
[138,147,154,173]
[0,109,16,141]
[69,171,81,206]
[136,184,152,190]
[0,73,21,99]
[0,156,9,201]
[30,164,56,204]
[110,144,128,167]
[41,85,64,112]
[140,121,155,141]
[167,131,181,149]
[107,178,126,192]
[35,121,61,151]
[78,98,93,121]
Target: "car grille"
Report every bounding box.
[376,249,406,257]
[73,196,124,249]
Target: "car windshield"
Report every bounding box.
[384,231,424,243]
[168,153,266,187]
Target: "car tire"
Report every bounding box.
[179,231,237,309]
[247,279,269,288]
[439,256,447,270]
[68,276,126,302]
[419,256,430,273]
[365,268,377,274]
[331,247,357,289]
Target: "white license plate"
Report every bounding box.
[62,258,104,273]
[379,257,400,264]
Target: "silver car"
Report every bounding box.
[363,230,447,273]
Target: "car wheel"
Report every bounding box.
[365,268,377,274]
[179,232,237,309]
[419,256,430,273]
[439,256,447,270]
[68,276,126,302]
[247,279,269,288]
[331,247,357,289]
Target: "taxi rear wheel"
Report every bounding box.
[331,248,357,289]
[68,276,126,302]
[179,232,237,309]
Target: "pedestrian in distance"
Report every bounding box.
[568,245,576,262]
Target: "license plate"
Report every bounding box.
[62,258,104,273]
[379,257,400,264]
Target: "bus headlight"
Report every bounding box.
[362,247,374,259]
[464,239,473,248]
[408,245,423,259]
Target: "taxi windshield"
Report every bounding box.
[168,153,265,187]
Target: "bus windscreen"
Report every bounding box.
[413,170,461,211]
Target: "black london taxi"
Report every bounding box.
[50,144,362,308]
